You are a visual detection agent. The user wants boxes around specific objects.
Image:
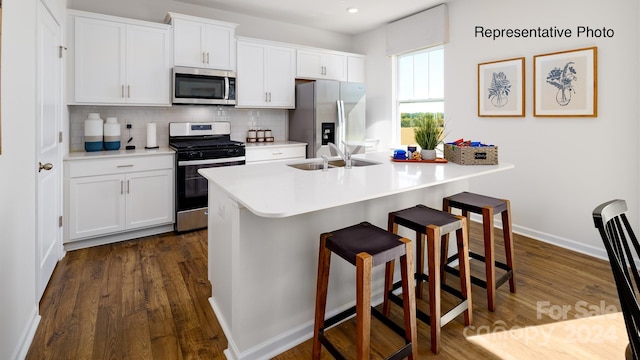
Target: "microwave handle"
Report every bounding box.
[224,77,230,100]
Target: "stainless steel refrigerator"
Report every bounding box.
[289,80,366,158]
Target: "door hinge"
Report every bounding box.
[59,131,63,143]
[58,216,63,228]
[59,46,67,59]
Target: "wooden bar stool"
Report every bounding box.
[442,191,516,312]
[383,205,472,354]
[312,222,418,360]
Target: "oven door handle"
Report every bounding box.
[178,156,246,166]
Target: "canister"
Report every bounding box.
[84,113,103,152]
[103,117,121,151]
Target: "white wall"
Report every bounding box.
[65,0,355,52]
[359,0,640,258]
[0,0,65,358]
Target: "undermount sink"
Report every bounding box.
[287,158,382,171]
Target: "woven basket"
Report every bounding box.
[443,144,498,165]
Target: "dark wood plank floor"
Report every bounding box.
[27,223,620,359]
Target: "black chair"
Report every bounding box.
[593,199,640,360]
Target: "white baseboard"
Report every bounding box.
[468,214,608,261]
[12,307,40,360]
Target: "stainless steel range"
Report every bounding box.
[169,122,245,232]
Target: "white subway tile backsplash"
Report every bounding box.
[69,106,288,152]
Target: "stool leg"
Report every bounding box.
[502,199,516,293]
[384,216,399,317]
[482,206,497,312]
[398,238,418,360]
[416,232,425,300]
[356,252,372,360]
[312,234,332,360]
[455,216,473,326]
[426,225,441,353]
[441,199,451,283]
[383,259,395,317]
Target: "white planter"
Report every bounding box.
[421,149,436,160]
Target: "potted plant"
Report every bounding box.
[414,115,446,160]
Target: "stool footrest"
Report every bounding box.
[387,290,469,328]
[445,251,513,290]
[319,305,412,360]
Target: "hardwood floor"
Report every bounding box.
[27,223,622,359]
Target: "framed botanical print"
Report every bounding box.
[478,57,525,117]
[534,47,597,117]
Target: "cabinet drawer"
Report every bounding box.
[246,146,305,163]
[68,155,174,177]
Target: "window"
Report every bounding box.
[395,46,444,146]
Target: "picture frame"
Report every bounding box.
[534,47,597,117]
[478,57,525,117]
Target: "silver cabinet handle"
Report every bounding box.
[127,180,130,194]
[122,85,125,98]
[268,92,272,102]
[117,164,134,168]
[120,180,124,195]
[127,85,130,98]
[38,162,53,172]
[265,92,268,102]
[206,52,210,64]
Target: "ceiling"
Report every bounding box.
[174,0,442,35]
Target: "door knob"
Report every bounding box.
[38,162,53,172]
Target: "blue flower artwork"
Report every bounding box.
[487,72,511,108]
[546,62,577,106]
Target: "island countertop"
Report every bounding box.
[199,151,514,218]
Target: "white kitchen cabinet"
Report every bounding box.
[347,55,366,83]
[297,49,347,81]
[245,143,306,163]
[236,38,295,108]
[70,12,171,105]
[168,13,237,70]
[65,153,174,244]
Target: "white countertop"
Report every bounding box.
[245,140,306,148]
[64,147,175,161]
[199,151,514,218]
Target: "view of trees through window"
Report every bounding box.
[397,47,444,145]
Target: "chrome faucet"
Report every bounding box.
[321,155,329,171]
[327,142,352,169]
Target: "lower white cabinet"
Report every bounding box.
[65,153,174,244]
[245,143,306,164]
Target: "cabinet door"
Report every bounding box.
[203,24,234,70]
[323,52,347,81]
[68,174,126,240]
[266,46,295,108]
[296,50,324,79]
[126,24,171,105]
[347,55,366,83]
[236,41,267,107]
[125,169,174,230]
[74,17,126,103]
[173,18,206,68]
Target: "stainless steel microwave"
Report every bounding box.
[172,66,236,105]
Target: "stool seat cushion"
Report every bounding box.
[391,205,462,235]
[325,222,405,267]
[445,191,508,214]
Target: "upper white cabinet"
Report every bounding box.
[297,49,347,81]
[167,13,237,71]
[69,11,171,106]
[347,55,366,83]
[236,38,295,108]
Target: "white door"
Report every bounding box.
[36,1,63,301]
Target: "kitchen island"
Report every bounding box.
[199,152,514,360]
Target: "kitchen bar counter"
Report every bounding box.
[199,152,514,360]
[64,146,175,160]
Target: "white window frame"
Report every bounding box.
[392,46,444,147]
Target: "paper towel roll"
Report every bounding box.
[146,122,158,149]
